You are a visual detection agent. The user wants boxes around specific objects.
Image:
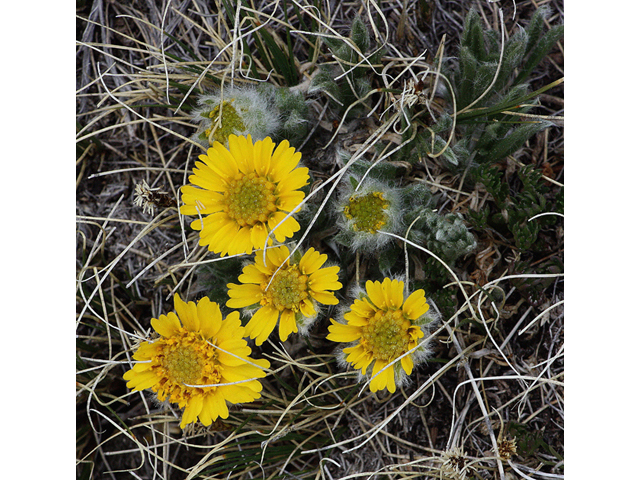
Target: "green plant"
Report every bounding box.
[475,163,561,251]
[407,7,563,173]
[309,16,385,118]
[220,0,300,86]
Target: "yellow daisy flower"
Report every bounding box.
[180,134,309,256]
[226,245,342,346]
[327,278,437,393]
[123,294,270,428]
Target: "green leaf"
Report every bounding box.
[221,0,298,85]
[253,22,299,86]
[473,61,499,100]
[351,16,370,53]
[515,24,563,85]
[461,9,487,61]
[458,46,479,108]
[480,120,552,164]
[523,6,551,56]
[511,219,540,250]
[308,65,341,99]
[477,164,509,209]
[496,28,527,91]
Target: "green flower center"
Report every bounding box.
[361,309,411,362]
[201,100,246,146]
[164,345,204,385]
[344,192,389,233]
[159,331,219,388]
[264,266,309,311]
[224,172,277,227]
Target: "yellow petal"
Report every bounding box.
[250,222,269,251]
[300,298,316,318]
[196,297,222,339]
[310,290,338,305]
[151,312,181,338]
[299,248,325,274]
[237,264,265,285]
[124,369,158,391]
[278,310,298,342]
[174,294,199,332]
[370,359,394,393]
[187,167,225,192]
[275,167,309,195]
[132,342,159,361]
[219,383,261,404]
[267,212,300,242]
[226,226,255,256]
[266,244,290,269]
[129,360,153,373]
[180,394,204,428]
[198,395,214,426]
[351,297,376,318]
[344,345,372,372]
[226,283,263,309]
[387,279,405,309]
[277,190,306,212]
[228,134,254,174]
[326,319,361,343]
[254,136,274,176]
[204,143,239,179]
[408,325,425,342]
[269,140,301,182]
[245,306,279,346]
[400,355,413,375]
[200,214,239,248]
[216,339,251,366]
[222,361,268,383]
[344,310,369,326]
[384,366,397,393]
[365,280,385,309]
[402,289,429,319]
[308,266,341,291]
[205,389,229,420]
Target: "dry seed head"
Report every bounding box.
[497,437,518,460]
[133,180,173,215]
[441,446,475,480]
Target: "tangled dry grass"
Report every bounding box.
[76,1,564,478]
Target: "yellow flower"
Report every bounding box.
[180,134,309,256]
[327,278,435,393]
[226,245,342,346]
[123,294,270,428]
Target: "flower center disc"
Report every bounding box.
[344,192,389,233]
[164,344,206,385]
[265,266,309,311]
[361,309,411,361]
[225,173,277,226]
